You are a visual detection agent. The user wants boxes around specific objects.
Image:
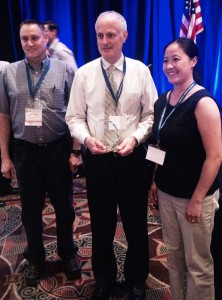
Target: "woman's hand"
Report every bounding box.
[148,181,158,206]
[185,198,202,224]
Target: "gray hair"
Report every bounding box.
[95,11,127,32]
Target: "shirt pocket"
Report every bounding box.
[121,91,141,114]
[40,87,65,110]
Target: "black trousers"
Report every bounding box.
[85,145,153,287]
[0,163,11,190]
[13,136,76,263]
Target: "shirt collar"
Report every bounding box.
[101,53,124,72]
[49,38,59,50]
[25,56,49,71]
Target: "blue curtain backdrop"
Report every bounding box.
[0,0,221,109]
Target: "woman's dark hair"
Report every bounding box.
[164,37,202,85]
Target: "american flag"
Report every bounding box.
[179,0,204,42]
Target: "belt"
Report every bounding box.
[14,135,67,150]
[111,151,119,157]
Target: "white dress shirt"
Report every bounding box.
[0,61,9,71]
[66,54,158,145]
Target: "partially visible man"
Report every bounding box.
[0,61,19,204]
[44,20,78,72]
[0,61,12,203]
[66,11,158,300]
[0,19,81,286]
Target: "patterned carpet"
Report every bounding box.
[0,177,172,300]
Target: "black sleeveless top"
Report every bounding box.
[152,89,218,198]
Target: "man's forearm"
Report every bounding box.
[0,112,11,160]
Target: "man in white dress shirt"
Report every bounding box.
[44,21,78,72]
[66,11,158,300]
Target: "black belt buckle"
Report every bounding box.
[38,143,48,150]
[113,151,119,157]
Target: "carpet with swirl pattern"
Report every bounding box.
[0,177,172,300]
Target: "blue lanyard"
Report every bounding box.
[26,59,50,99]
[156,81,196,146]
[101,57,126,104]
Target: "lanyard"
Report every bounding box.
[26,59,50,99]
[156,81,196,145]
[101,57,126,104]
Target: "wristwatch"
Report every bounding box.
[71,149,82,156]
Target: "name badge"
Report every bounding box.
[146,145,166,165]
[109,116,127,130]
[25,108,42,126]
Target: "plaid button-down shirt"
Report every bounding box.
[0,56,74,144]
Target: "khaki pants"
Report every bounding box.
[158,189,219,300]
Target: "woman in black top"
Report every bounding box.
[148,38,222,300]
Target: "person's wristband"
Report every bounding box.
[71,149,82,156]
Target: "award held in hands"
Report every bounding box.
[94,119,120,152]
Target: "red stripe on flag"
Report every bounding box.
[179,0,204,42]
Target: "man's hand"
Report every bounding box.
[84,137,108,155]
[116,136,138,156]
[1,158,16,179]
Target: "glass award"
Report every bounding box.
[94,119,120,151]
